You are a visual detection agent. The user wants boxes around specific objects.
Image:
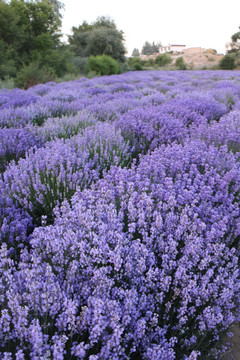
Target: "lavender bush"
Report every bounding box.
[194,110,240,154]
[0,128,43,172]
[0,191,32,249]
[1,141,240,359]
[3,123,131,225]
[30,111,96,142]
[1,70,240,359]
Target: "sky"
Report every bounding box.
[61,0,240,55]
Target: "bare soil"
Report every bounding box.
[172,51,223,69]
[220,324,240,360]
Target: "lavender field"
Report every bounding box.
[1,70,240,359]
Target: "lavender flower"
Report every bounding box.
[3,123,131,225]
[1,70,240,359]
[0,128,43,172]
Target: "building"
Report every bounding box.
[170,44,186,52]
[159,44,171,53]
[159,44,186,53]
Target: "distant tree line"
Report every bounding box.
[131,41,161,57]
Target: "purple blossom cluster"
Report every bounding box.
[0,128,43,172]
[30,111,96,142]
[3,123,131,225]
[1,142,240,359]
[195,109,240,153]
[1,70,240,359]
[0,191,32,248]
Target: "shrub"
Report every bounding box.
[175,56,187,70]
[155,53,172,66]
[3,123,131,225]
[118,60,128,74]
[0,76,15,89]
[15,62,54,89]
[127,57,144,70]
[0,128,43,172]
[2,142,239,358]
[0,192,33,249]
[88,55,119,76]
[32,111,96,142]
[219,54,236,70]
[147,58,155,67]
[71,56,89,74]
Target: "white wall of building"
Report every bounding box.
[158,44,186,53]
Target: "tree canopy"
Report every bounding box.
[131,48,140,57]
[0,0,64,78]
[141,41,160,55]
[231,27,240,52]
[68,16,126,63]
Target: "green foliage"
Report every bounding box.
[175,56,187,70]
[127,57,143,71]
[69,16,126,63]
[87,28,125,62]
[155,53,172,66]
[93,16,117,30]
[141,41,160,55]
[227,26,240,52]
[35,45,75,77]
[71,56,89,74]
[0,5,127,83]
[0,0,63,79]
[132,48,140,57]
[0,39,17,78]
[33,33,54,52]
[147,58,155,67]
[15,62,54,89]
[54,73,82,83]
[0,76,15,89]
[231,27,240,44]
[87,55,119,76]
[118,61,128,74]
[219,54,236,70]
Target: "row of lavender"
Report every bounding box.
[1,71,240,359]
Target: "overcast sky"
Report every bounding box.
[61,0,240,55]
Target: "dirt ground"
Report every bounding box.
[141,50,224,69]
[221,324,240,360]
[172,51,223,69]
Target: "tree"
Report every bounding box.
[0,0,64,79]
[231,28,240,44]
[141,41,160,55]
[92,16,117,30]
[151,41,159,53]
[175,56,187,70]
[226,26,240,53]
[88,54,119,75]
[155,53,172,66]
[141,41,152,55]
[69,17,126,63]
[230,27,240,52]
[131,48,140,57]
[219,54,236,70]
[127,57,143,71]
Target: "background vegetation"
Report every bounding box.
[0,1,127,88]
[1,0,240,89]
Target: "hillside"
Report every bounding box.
[173,49,224,69]
[140,48,224,69]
